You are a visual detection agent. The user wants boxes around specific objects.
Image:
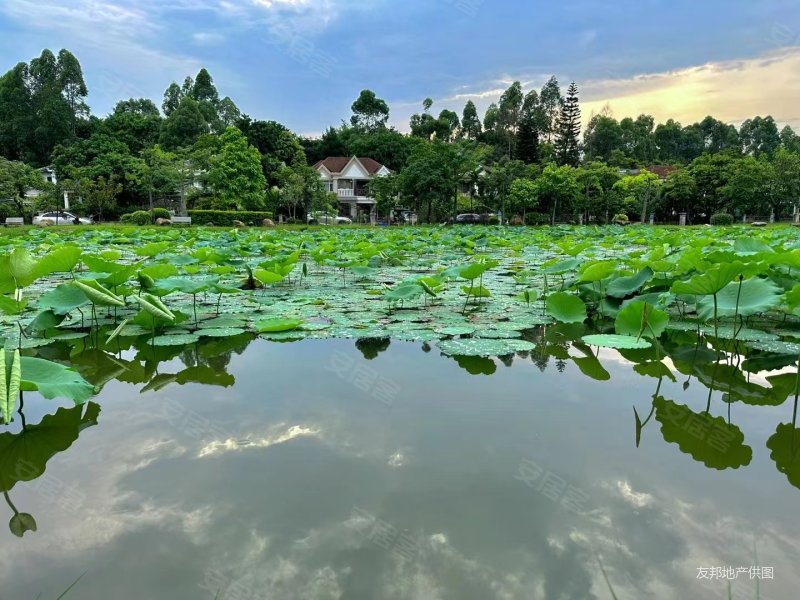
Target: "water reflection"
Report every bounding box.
[1,325,799,597]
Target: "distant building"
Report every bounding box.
[24,166,57,201]
[314,156,391,220]
[618,165,678,180]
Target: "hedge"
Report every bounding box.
[188,210,274,226]
[120,210,152,225]
[710,213,734,226]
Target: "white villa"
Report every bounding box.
[313,156,391,221]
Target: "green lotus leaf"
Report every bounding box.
[545,292,587,324]
[615,301,669,339]
[73,279,125,307]
[670,262,744,296]
[767,423,800,490]
[149,334,200,346]
[19,356,96,403]
[654,397,752,469]
[606,267,654,298]
[255,318,304,333]
[581,334,651,349]
[38,283,91,315]
[197,327,247,338]
[437,338,534,357]
[0,402,100,492]
[31,245,82,279]
[697,277,781,320]
[578,261,616,283]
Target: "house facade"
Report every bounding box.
[313,156,391,221]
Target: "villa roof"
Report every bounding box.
[313,156,387,175]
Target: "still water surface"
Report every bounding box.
[1,337,798,600]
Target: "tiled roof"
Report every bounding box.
[313,156,386,175]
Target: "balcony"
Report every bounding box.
[336,188,370,200]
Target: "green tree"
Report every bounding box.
[461,100,482,140]
[583,115,623,163]
[697,116,740,154]
[498,81,524,158]
[350,90,389,131]
[507,178,538,220]
[536,164,580,225]
[217,97,241,129]
[613,171,661,223]
[159,97,208,151]
[772,149,800,217]
[368,173,400,217]
[399,141,470,222]
[300,127,349,164]
[687,152,739,218]
[539,76,562,144]
[51,133,145,209]
[0,158,48,218]
[554,82,581,167]
[517,90,542,164]
[191,68,219,104]
[620,115,657,165]
[0,49,89,165]
[576,162,621,223]
[162,82,183,116]
[660,170,698,220]
[348,127,419,172]
[102,99,162,154]
[781,126,800,153]
[720,155,775,217]
[740,116,781,157]
[129,145,182,215]
[74,175,121,222]
[277,164,329,220]
[206,127,266,210]
[653,119,685,162]
[237,118,305,186]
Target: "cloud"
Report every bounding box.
[582,47,800,130]
[192,31,226,45]
[391,47,800,133]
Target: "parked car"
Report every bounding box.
[307,211,352,225]
[389,208,417,225]
[33,211,93,226]
[452,213,485,224]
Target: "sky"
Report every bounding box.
[1,0,799,136]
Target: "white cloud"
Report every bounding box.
[192,31,226,45]
[582,47,800,130]
[391,47,800,133]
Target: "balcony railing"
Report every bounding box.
[336,188,370,199]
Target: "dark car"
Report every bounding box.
[450,213,485,224]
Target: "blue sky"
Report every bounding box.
[1,0,799,134]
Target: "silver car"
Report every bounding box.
[307,211,352,225]
[33,211,93,226]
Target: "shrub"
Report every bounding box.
[710,212,734,226]
[188,210,274,227]
[127,210,152,225]
[151,208,171,220]
[612,213,629,225]
[487,215,500,225]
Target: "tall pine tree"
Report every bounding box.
[555,82,581,167]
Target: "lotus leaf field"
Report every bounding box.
[4,223,800,578]
[2,225,800,388]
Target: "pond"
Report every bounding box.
[1,328,798,600]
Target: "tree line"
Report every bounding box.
[1,48,799,224]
